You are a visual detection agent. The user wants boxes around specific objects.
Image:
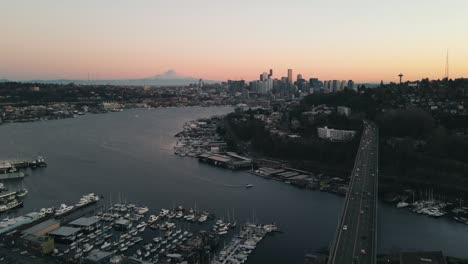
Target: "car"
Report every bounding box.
[360,249,367,255]
[360,210,364,214]
[343,225,348,230]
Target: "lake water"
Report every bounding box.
[0,106,467,263]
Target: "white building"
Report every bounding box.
[337,106,351,117]
[317,126,356,141]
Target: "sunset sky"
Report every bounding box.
[1,0,467,83]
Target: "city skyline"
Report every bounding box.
[1,0,468,83]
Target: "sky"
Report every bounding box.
[1,0,468,83]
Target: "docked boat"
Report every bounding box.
[55,204,74,216]
[0,172,26,180]
[147,215,159,224]
[0,199,23,213]
[83,244,94,253]
[16,189,28,198]
[396,201,409,208]
[137,206,149,215]
[30,156,47,169]
[159,209,169,217]
[198,214,208,223]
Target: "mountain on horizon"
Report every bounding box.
[14,70,219,86]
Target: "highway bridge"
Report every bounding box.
[328,121,379,264]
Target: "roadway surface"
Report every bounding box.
[329,121,378,264]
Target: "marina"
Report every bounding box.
[1,193,277,264]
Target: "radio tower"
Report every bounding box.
[445,49,449,80]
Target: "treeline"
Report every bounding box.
[221,111,359,173]
[375,106,468,191]
[0,82,178,104]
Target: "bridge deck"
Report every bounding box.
[329,121,378,264]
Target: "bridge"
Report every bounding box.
[328,121,379,264]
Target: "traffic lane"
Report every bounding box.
[335,178,365,261]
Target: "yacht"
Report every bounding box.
[175,211,183,218]
[136,222,147,229]
[147,215,159,224]
[198,214,208,223]
[137,206,149,215]
[55,204,74,216]
[159,209,169,217]
[396,201,409,208]
[83,244,94,253]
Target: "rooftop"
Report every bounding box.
[69,216,99,227]
[49,226,80,237]
[22,219,59,235]
[86,250,114,262]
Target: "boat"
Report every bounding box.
[0,200,24,213]
[198,214,208,223]
[136,222,147,229]
[0,172,26,180]
[245,184,253,188]
[137,206,149,215]
[159,209,169,217]
[55,204,74,216]
[396,201,409,208]
[175,211,183,218]
[83,244,94,253]
[16,189,28,198]
[147,215,159,224]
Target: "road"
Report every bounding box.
[328,121,378,264]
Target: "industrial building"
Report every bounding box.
[49,226,81,243]
[69,216,100,231]
[85,250,115,264]
[22,219,60,237]
[198,152,252,170]
[19,234,55,254]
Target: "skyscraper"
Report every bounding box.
[340,80,346,91]
[288,69,293,84]
[260,72,268,81]
[269,69,273,78]
[347,80,355,91]
[332,80,339,92]
[297,74,303,82]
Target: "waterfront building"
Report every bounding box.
[22,219,60,237]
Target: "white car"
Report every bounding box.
[343,225,348,230]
